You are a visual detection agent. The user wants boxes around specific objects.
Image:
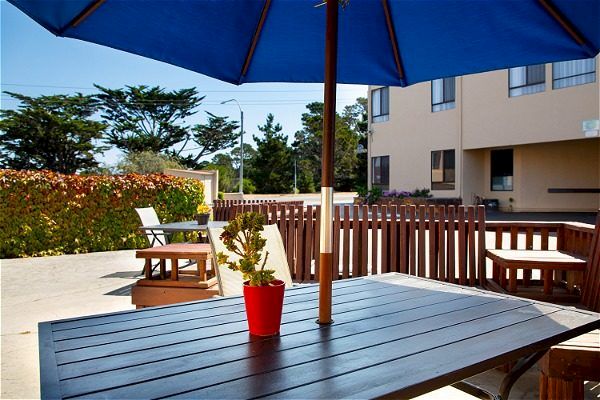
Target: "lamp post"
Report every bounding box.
[221,99,244,194]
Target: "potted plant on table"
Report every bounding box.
[217,212,285,336]
[195,204,211,225]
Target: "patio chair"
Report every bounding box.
[135,207,170,247]
[207,224,294,296]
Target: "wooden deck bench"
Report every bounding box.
[537,212,600,400]
[486,249,587,295]
[132,243,218,308]
[539,330,600,400]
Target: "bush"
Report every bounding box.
[0,170,204,258]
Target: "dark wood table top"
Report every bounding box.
[39,274,600,399]
[135,243,212,259]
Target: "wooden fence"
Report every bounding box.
[212,200,304,221]
[222,203,487,286]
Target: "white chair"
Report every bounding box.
[207,224,294,296]
[135,207,170,247]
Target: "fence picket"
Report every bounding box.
[458,206,467,286]
[295,205,304,282]
[409,206,417,276]
[428,205,437,279]
[438,206,446,281]
[343,205,351,279]
[447,206,455,283]
[399,205,407,274]
[468,206,476,286]
[352,205,360,277]
[381,205,389,274]
[371,205,379,275]
[390,205,398,273]
[304,205,314,282]
[477,205,486,287]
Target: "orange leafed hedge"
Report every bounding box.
[0,170,205,258]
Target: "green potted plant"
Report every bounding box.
[195,204,211,225]
[217,212,285,336]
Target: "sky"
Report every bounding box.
[0,1,367,166]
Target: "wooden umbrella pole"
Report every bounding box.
[318,0,338,325]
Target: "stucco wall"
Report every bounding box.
[368,57,600,211]
[461,63,600,150]
[368,84,461,197]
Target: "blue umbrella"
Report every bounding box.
[8,0,600,323]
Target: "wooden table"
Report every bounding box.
[140,220,208,243]
[136,243,212,282]
[133,243,217,308]
[486,249,587,295]
[39,274,599,399]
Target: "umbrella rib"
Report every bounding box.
[240,0,272,82]
[62,0,106,33]
[381,0,405,82]
[538,0,592,53]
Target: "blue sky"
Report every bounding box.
[0,1,367,166]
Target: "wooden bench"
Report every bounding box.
[539,330,600,400]
[486,249,587,295]
[132,243,219,308]
[538,212,600,400]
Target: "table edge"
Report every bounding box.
[39,322,61,400]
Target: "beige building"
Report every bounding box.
[368,57,600,212]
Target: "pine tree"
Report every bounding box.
[249,114,293,194]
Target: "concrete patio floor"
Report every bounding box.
[1,250,598,399]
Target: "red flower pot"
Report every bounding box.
[243,279,285,336]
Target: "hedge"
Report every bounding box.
[0,170,205,258]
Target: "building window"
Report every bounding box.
[371,156,389,190]
[431,78,455,112]
[491,149,513,191]
[431,149,455,190]
[553,58,596,89]
[371,87,389,123]
[509,64,545,97]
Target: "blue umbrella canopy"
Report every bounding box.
[8,0,600,87]
[8,0,600,323]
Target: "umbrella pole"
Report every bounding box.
[318,0,338,325]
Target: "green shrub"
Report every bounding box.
[0,170,204,258]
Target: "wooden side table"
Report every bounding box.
[133,243,218,308]
[136,243,213,282]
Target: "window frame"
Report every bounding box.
[490,149,514,192]
[431,77,456,112]
[371,155,390,190]
[430,149,455,190]
[371,87,389,123]
[552,58,596,90]
[508,64,546,97]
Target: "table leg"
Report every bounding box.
[145,258,152,280]
[508,269,517,292]
[498,349,548,400]
[543,270,553,295]
[171,258,179,281]
[159,259,166,280]
[197,259,207,281]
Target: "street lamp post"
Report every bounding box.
[221,99,244,194]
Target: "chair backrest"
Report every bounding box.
[581,211,600,312]
[208,224,294,296]
[135,207,167,247]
